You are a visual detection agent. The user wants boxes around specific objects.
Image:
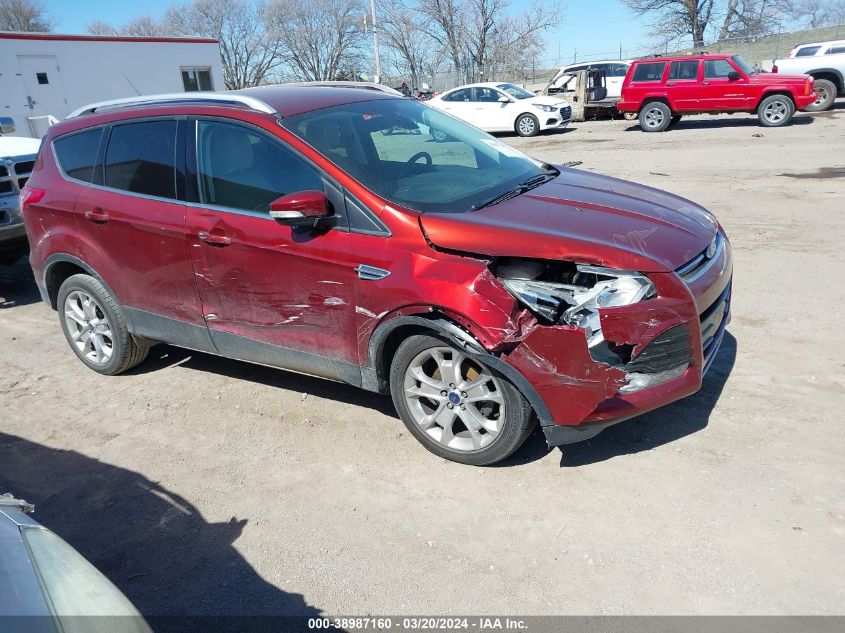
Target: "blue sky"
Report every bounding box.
[44,0,651,67]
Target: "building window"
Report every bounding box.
[181,67,213,92]
[36,72,49,84]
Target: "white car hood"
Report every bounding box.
[0,136,42,158]
[526,96,571,108]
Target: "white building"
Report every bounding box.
[0,32,226,138]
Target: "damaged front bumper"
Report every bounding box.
[503,241,732,447]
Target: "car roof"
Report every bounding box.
[632,53,733,63]
[562,60,632,68]
[793,39,845,48]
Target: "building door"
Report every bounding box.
[17,55,68,134]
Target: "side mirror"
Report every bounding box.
[727,71,741,81]
[269,190,330,227]
[497,95,511,103]
[0,117,15,135]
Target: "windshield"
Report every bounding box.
[282,98,551,214]
[497,83,535,99]
[732,55,757,75]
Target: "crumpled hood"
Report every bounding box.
[419,167,719,272]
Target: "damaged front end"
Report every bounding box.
[488,257,704,445]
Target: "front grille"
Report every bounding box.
[626,325,692,374]
[560,105,572,120]
[676,232,723,283]
[700,282,731,373]
[0,155,35,197]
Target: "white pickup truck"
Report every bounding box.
[1,119,41,265]
[772,40,845,111]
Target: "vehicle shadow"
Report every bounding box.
[624,115,815,131]
[0,256,40,309]
[0,433,334,632]
[558,331,737,467]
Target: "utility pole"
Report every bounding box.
[370,0,381,84]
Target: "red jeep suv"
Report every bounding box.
[617,54,816,131]
[21,86,732,465]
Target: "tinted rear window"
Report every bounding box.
[632,62,666,82]
[105,120,177,199]
[669,60,699,80]
[54,129,102,183]
[829,46,845,54]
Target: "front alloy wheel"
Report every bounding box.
[390,334,534,465]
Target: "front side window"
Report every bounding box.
[795,45,821,57]
[669,60,699,80]
[182,67,213,91]
[104,120,177,199]
[475,87,505,102]
[54,128,102,183]
[283,98,550,214]
[608,64,629,77]
[196,120,323,213]
[704,59,736,79]
[632,62,666,82]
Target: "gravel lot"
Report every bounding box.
[1,106,844,619]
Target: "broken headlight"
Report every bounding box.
[498,262,655,347]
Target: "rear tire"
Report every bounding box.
[622,111,638,121]
[57,274,149,375]
[757,94,795,127]
[389,334,534,466]
[639,101,672,132]
[806,78,837,112]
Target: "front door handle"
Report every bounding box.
[198,231,232,246]
[84,209,109,223]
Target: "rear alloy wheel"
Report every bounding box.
[758,94,795,127]
[639,101,672,132]
[806,79,836,112]
[515,113,540,137]
[58,274,149,375]
[390,335,534,465]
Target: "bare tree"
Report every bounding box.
[621,0,717,48]
[792,0,845,26]
[0,0,53,31]
[379,0,444,87]
[266,0,366,81]
[718,0,792,40]
[86,20,119,35]
[123,15,168,36]
[418,0,466,78]
[165,0,278,89]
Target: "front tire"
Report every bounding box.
[515,113,540,137]
[758,94,795,127]
[639,101,672,132]
[806,79,836,112]
[389,334,534,465]
[58,274,149,375]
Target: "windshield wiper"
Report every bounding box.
[472,171,558,211]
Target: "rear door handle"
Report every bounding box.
[84,209,109,223]
[198,231,232,246]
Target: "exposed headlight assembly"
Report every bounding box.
[533,104,556,113]
[499,264,655,347]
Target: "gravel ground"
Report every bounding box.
[1,106,844,618]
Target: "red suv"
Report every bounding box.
[21,86,732,465]
[617,54,816,131]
